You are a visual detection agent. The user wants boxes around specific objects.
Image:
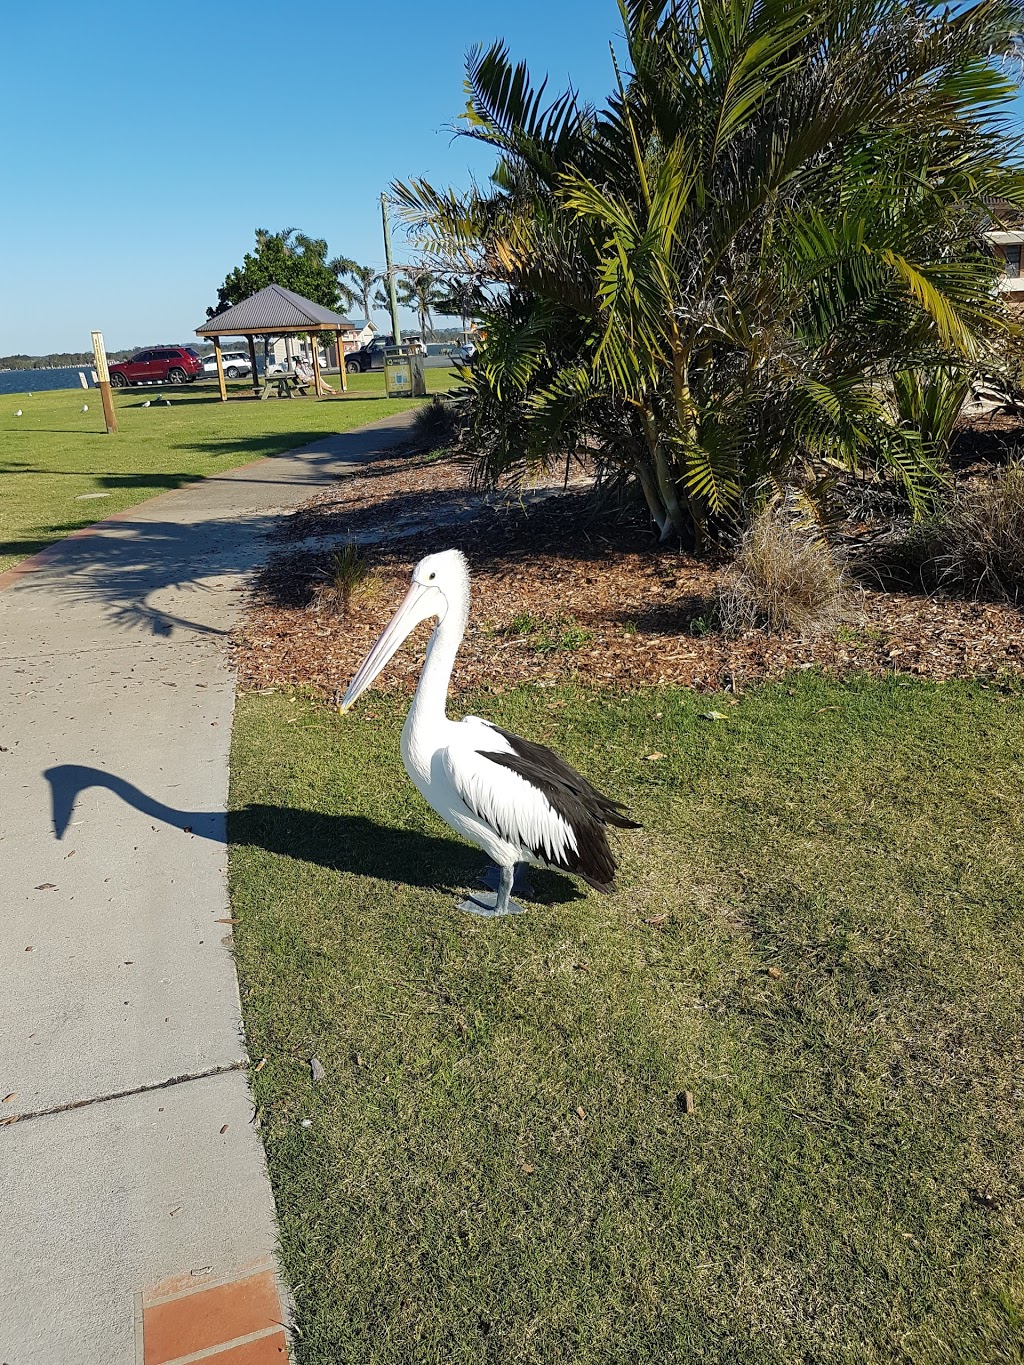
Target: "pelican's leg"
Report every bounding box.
[476,862,537,901]
[457,864,527,918]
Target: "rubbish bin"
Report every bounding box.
[384,344,427,398]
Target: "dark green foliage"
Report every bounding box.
[209,228,344,317]
[892,368,973,465]
[396,0,1024,550]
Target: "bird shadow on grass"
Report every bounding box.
[42,764,581,902]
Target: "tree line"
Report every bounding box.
[0,349,143,370]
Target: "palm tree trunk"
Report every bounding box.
[634,452,670,538]
[638,405,693,546]
[670,348,707,552]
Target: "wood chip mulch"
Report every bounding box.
[234,442,1024,699]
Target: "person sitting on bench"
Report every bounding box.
[294,356,334,395]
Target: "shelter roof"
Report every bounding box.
[197,284,355,335]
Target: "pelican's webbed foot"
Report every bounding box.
[457,891,527,918]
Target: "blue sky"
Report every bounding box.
[0,0,623,354]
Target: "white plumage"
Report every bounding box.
[437,719,578,867]
[341,549,637,916]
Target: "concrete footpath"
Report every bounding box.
[0,410,417,1365]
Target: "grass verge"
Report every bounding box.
[0,370,459,572]
[229,672,1024,1364]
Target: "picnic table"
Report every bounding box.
[258,370,312,400]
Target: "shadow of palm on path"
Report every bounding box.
[11,511,280,636]
[5,416,417,634]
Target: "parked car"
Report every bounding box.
[344,337,388,372]
[109,347,203,386]
[201,351,252,378]
[345,335,425,372]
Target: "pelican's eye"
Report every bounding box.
[428,572,436,580]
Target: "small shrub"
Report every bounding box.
[934,464,1024,600]
[719,502,847,635]
[312,543,371,616]
[411,395,461,452]
[891,367,970,461]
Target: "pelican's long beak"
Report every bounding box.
[339,580,439,714]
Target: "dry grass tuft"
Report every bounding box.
[311,543,373,617]
[935,463,1024,601]
[720,501,848,635]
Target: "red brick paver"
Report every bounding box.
[142,1269,289,1365]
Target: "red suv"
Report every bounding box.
[109,347,203,386]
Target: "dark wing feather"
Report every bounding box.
[478,723,640,893]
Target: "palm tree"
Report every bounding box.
[395,270,444,338]
[254,226,298,252]
[432,276,479,334]
[330,257,380,323]
[395,0,1024,547]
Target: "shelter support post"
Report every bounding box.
[311,341,324,397]
[213,337,227,402]
[337,332,347,393]
[246,336,260,396]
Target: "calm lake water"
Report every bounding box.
[0,367,96,396]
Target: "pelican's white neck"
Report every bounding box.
[408,583,469,729]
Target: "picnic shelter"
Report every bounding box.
[196,285,358,400]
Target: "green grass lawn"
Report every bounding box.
[0,371,457,572]
[229,672,1024,1364]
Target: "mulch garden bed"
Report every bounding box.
[233,424,1024,698]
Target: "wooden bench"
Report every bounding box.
[258,371,312,400]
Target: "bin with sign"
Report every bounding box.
[384,343,427,398]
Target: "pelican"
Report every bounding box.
[340,550,639,916]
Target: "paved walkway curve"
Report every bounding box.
[0,411,418,1365]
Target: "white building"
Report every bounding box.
[986,229,1024,298]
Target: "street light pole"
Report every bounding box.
[381,193,403,345]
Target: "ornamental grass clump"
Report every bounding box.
[312,543,372,617]
[720,503,847,635]
[411,395,462,453]
[936,463,1024,601]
